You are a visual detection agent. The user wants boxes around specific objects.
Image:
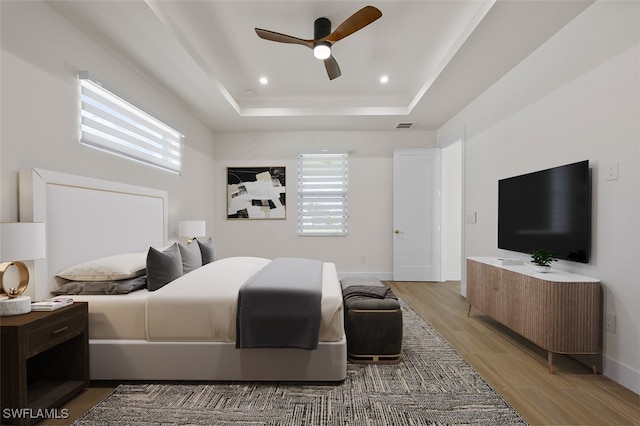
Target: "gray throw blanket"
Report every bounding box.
[236,257,323,350]
[342,285,397,308]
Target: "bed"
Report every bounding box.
[18,168,347,381]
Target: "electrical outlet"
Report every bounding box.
[605,313,616,333]
[361,255,367,264]
[606,162,619,181]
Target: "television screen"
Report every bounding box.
[498,160,590,263]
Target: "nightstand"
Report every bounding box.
[1,302,89,425]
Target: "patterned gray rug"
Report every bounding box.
[75,301,527,425]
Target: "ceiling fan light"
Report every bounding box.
[313,43,331,60]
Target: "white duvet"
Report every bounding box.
[75,257,345,343]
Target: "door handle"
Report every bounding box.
[394,229,403,234]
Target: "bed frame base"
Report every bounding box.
[90,337,347,381]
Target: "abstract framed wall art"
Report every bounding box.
[227,167,286,219]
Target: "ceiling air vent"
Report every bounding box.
[394,122,415,129]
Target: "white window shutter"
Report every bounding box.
[79,71,183,174]
[298,152,348,236]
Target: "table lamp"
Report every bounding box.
[178,220,205,244]
[1,222,46,316]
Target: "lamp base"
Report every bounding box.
[0,296,31,316]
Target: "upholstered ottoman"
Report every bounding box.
[341,277,403,364]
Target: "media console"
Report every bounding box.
[466,257,601,373]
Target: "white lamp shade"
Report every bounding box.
[0,222,46,261]
[178,221,206,238]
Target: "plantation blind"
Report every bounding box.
[298,152,348,236]
[79,71,184,174]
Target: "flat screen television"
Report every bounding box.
[498,160,590,263]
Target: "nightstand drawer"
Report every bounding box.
[27,313,85,356]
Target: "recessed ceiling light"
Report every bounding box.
[380,75,389,84]
[259,77,268,85]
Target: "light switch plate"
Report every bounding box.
[466,212,477,223]
[606,162,619,181]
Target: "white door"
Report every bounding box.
[393,148,441,281]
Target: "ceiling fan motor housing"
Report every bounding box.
[313,17,332,60]
[314,17,331,39]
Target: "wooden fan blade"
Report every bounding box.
[324,55,341,80]
[325,6,382,44]
[255,28,314,49]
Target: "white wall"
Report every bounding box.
[441,140,462,281]
[439,1,640,393]
[213,131,435,276]
[0,1,216,239]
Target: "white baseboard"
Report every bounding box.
[338,272,393,281]
[443,271,461,281]
[603,355,640,395]
[339,272,462,282]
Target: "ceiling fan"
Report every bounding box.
[255,5,382,80]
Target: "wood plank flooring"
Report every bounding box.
[41,280,639,425]
[388,281,639,426]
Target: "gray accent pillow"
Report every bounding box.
[52,275,147,295]
[146,243,183,291]
[178,241,202,274]
[197,237,216,265]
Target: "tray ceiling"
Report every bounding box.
[48,1,593,132]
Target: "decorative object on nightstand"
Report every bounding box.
[178,220,205,243]
[30,297,74,311]
[0,222,46,316]
[530,248,557,272]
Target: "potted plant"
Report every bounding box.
[530,249,557,272]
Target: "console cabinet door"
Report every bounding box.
[495,268,528,331]
[466,259,499,318]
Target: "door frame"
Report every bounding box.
[392,148,442,281]
[439,130,467,296]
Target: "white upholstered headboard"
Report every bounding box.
[19,168,168,300]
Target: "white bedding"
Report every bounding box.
[72,256,344,343]
[146,256,268,341]
[71,290,149,339]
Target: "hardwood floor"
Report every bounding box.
[42,281,639,425]
[388,281,640,426]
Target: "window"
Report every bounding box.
[297,152,348,236]
[79,71,184,174]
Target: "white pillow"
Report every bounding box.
[57,252,147,281]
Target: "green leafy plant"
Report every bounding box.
[530,249,558,267]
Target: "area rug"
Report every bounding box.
[74,300,527,425]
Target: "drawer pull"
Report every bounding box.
[52,326,69,335]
